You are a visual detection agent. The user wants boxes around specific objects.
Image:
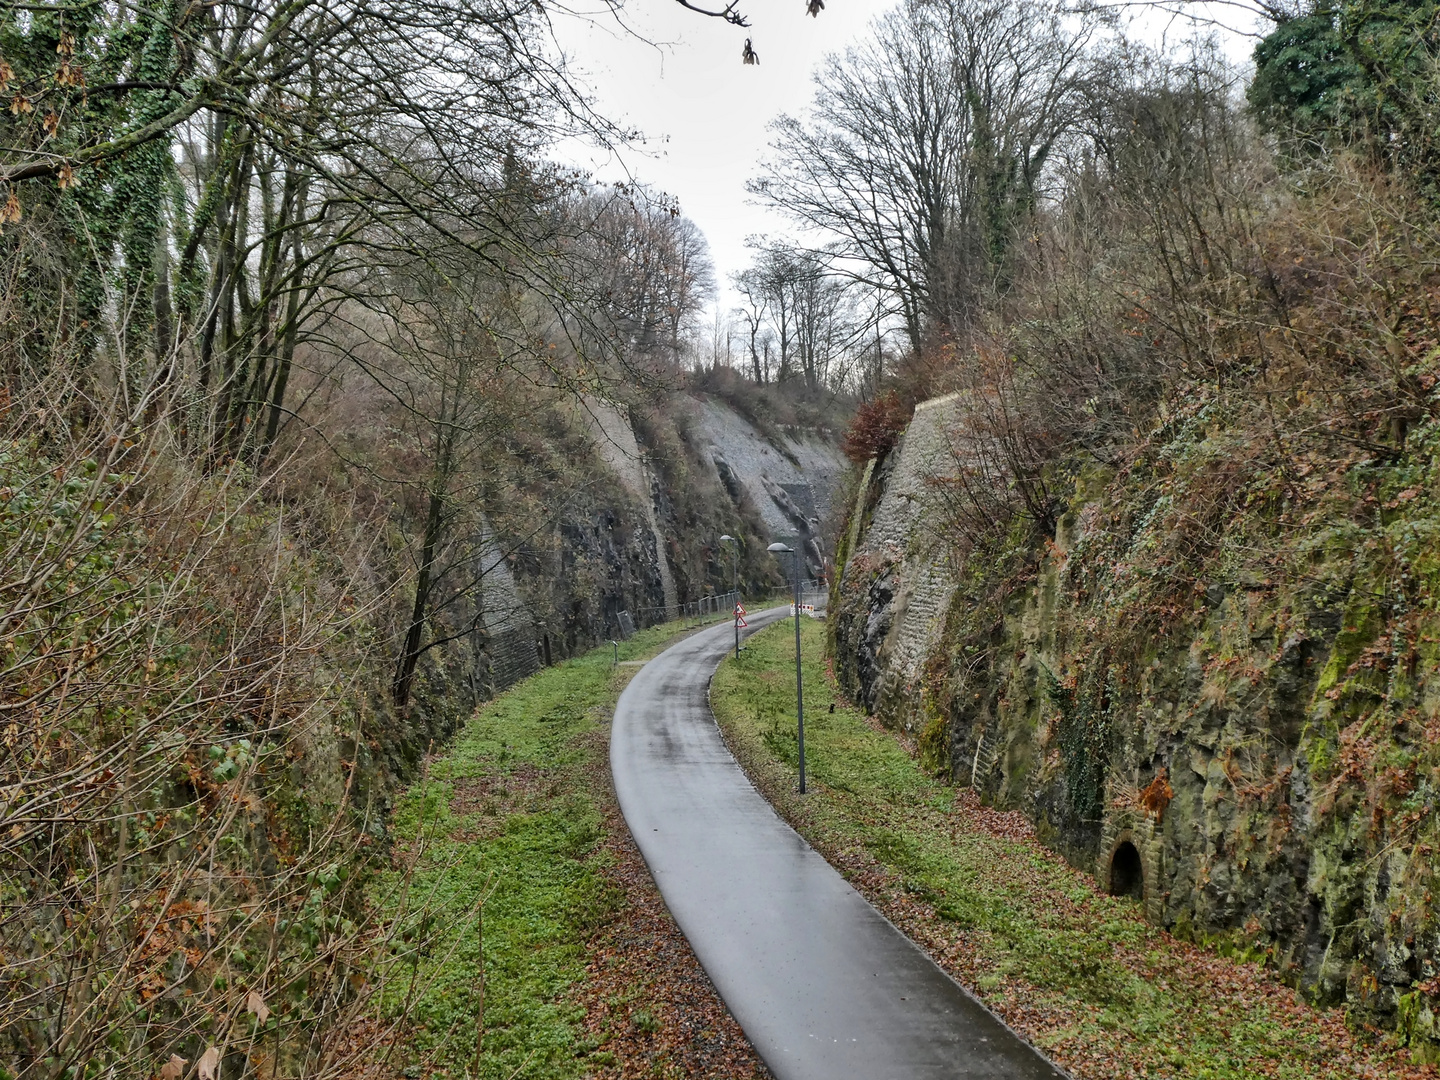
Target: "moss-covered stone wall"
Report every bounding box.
[831,388,1440,1056]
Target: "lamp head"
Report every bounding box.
[720,534,735,542]
[767,542,793,554]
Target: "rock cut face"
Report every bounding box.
[830,388,1440,1049]
[693,399,846,581]
[830,393,965,733]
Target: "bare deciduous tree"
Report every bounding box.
[749,0,1109,352]
[734,242,866,390]
[567,186,716,366]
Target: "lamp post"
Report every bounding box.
[767,541,805,795]
[720,534,741,659]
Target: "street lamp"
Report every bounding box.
[767,541,806,795]
[720,534,741,659]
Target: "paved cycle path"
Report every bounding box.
[611,610,1067,1080]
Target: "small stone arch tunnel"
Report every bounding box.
[1108,839,1144,901]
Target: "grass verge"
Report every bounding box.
[710,618,1436,1080]
[372,620,767,1080]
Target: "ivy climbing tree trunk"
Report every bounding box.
[394,425,457,711]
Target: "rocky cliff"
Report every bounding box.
[691,397,847,580]
[831,388,1440,1055]
[410,390,846,729]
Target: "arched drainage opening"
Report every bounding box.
[1109,841,1144,900]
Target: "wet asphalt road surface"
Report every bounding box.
[611,610,1068,1080]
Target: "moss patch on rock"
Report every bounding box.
[714,619,1437,1079]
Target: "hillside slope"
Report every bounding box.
[0,379,841,1078]
[831,382,1440,1054]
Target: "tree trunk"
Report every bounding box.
[393,484,446,711]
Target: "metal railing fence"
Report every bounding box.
[615,580,829,640]
[629,590,741,632]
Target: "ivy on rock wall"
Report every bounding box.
[837,377,1440,1053]
[828,74,1440,1053]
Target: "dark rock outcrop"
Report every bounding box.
[830,392,1440,1056]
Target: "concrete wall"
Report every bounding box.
[833,393,963,732]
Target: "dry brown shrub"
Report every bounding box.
[0,357,464,1078]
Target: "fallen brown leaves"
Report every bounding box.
[713,643,1439,1080]
[322,1009,427,1080]
[571,729,772,1080]
[950,787,1036,842]
[448,763,560,840]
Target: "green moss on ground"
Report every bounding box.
[712,619,1434,1080]
[374,619,708,1080]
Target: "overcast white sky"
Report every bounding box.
[552,1,1266,320]
[552,0,888,314]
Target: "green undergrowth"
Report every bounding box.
[711,619,1424,1080]
[373,618,714,1080]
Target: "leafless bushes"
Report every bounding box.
[0,162,692,1080]
[0,359,427,1077]
[926,350,1064,552]
[911,41,1440,558]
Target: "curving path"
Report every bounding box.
[611,610,1068,1080]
